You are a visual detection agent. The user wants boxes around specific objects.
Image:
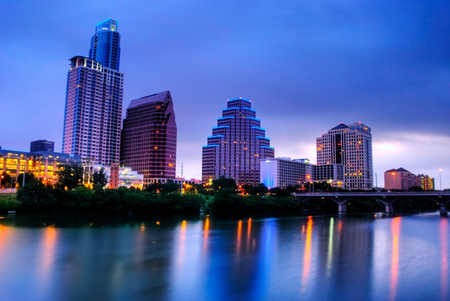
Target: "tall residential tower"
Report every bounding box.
[316,122,373,190]
[120,91,177,186]
[62,19,123,165]
[202,98,274,185]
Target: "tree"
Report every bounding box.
[55,163,83,190]
[409,186,424,192]
[0,173,12,188]
[16,172,36,187]
[212,176,237,192]
[92,168,108,189]
[249,183,268,195]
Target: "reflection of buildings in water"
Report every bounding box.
[38,226,57,296]
[315,216,375,299]
[301,217,313,292]
[390,217,401,300]
[440,218,448,299]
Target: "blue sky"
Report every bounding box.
[1,0,450,187]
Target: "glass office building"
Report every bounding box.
[202,98,274,185]
[62,20,124,166]
[120,91,177,186]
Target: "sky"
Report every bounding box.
[1,0,450,188]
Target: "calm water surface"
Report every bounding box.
[0,212,448,300]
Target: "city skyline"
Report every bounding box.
[2,1,450,187]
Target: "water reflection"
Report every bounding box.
[327,217,334,277]
[0,213,448,300]
[441,218,448,300]
[301,216,313,292]
[390,217,401,301]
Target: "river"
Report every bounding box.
[0,212,448,300]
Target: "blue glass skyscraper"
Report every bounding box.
[89,19,121,71]
[63,19,124,166]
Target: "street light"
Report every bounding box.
[439,169,442,191]
[0,175,4,189]
[392,172,396,192]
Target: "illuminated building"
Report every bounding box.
[120,91,177,186]
[260,157,312,189]
[384,168,435,191]
[31,152,80,185]
[0,147,80,186]
[89,19,121,71]
[314,164,345,188]
[202,97,274,185]
[316,122,373,190]
[82,164,143,189]
[30,140,54,153]
[385,168,417,190]
[62,19,123,166]
[416,174,434,191]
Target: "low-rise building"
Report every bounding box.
[260,157,313,189]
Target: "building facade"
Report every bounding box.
[384,169,435,191]
[202,98,274,185]
[314,164,345,188]
[316,122,373,190]
[384,168,417,190]
[62,19,123,166]
[0,147,80,187]
[260,157,312,189]
[120,91,177,186]
[30,140,54,153]
[416,174,434,191]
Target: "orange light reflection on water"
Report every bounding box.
[440,218,448,299]
[390,217,401,301]
[237,220,242,254]
[301,216,313,292]
[203,218,209,250]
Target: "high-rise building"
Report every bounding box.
[89,19,121,71]
[30,140,54,153]
[62,19,123,166]
[202,97,274,185]
[316,122,373,190]
[120,91,177,186]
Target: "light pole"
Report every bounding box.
[0,174,3,189]
[439,169,442,191]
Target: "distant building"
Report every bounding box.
[120,91,177,186]
[260,157,313,189]
[30,140,54,153]
[0,148,80,186]
[82,164,143,189]
[62,19,123,166]
[384,168,417,190]
[202,97,274,185]
[416,174,434,191]
[317,122,373,190]
[314,164,345,188]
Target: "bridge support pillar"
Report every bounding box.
[385,203,393,213]
[338,202,347,212]
[440,203,448,216]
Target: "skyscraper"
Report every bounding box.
[89,19,121,71]
[120,91,177,186]
[202,97,274,185]
[316,122,373,190]
[62,19,123,166]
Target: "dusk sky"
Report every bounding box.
[2,0,450,188]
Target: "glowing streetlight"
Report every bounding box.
[392,172,396,192]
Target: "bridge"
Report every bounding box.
[293,191,450,215]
